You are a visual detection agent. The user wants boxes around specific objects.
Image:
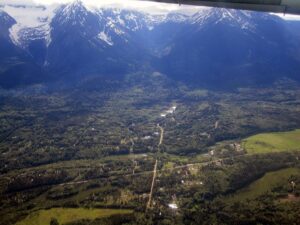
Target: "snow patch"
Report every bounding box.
[98,31,113,46]
[9,24,21,45]
[3,4,56,47]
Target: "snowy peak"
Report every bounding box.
[190,8,257,31]
[54,0,91,26]
[71,0,84,6]
[98,9,148,32]
[62,0,87,17]
[94,9,151,46]
[191,8,236,24]
[165,13,188,23]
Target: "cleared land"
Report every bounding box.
[15,208,133,225]
[243,129,300,154]
[227,167,300,202]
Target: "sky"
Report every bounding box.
[0,0,300,19]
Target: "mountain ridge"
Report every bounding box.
[0,1,299,89]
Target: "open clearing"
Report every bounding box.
[15,208,133,225]
[227,167,300,202]
[243,129,300,154]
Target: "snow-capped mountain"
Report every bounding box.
[45,1,156,77]
[158,8,300,88]
[1,0,190,51]
[0,0,299,89]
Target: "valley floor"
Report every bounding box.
[0,75,300,224]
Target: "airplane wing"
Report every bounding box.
[140,0,300,15]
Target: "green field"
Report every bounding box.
[15,208,133,225]
[227,167,300,202]
[243,129,300,154]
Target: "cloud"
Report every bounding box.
[0,0,202,15]
[0,0,36,5]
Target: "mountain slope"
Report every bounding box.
[0,1,299,89]
[157,9,300,88]
[0,10,46,88]
[46,2,153,82]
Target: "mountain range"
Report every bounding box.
[0,0,299,89]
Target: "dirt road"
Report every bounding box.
[146,124,164,209]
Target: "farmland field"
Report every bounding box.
[243,129,300,154]
[227,167,300,202]
[15,208,133,225]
